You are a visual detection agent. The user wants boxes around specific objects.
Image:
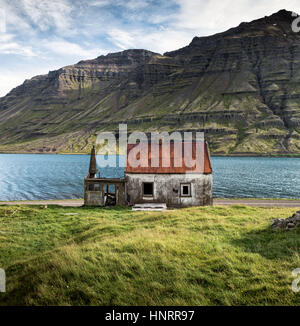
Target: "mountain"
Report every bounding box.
[1,9,300,155]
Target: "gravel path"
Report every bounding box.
[0,200,84,207]
[0,199,299,208]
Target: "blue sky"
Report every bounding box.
[0,0,299,97]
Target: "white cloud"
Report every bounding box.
[107,29,136,50]
[140,29,192,53]
[0,74,23,96]
[21,0,72,32]
[0,32,36,56]
[89,0,111,7]
[108,27,192,54]
[0,1,38,35]
[106,0,300,55]
[172,0,300,36]
[43,39,107,59]
[0,42,35,56]
[0,7,6,33]
[0,33,13,42]
[90,0,148,10]
[1,0,300,96]
[125,0,149,11]
[0,69,43,97]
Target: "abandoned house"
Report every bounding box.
[84,141,213,208]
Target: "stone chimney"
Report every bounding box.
[88,145,98,178]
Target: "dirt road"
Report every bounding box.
[0,199,300,208]
[214,199,300,208]
[0,200,84,207]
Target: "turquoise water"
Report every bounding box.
[0,154,299,200]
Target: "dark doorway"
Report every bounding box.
[104,184,116,206]
[143,182,154,197]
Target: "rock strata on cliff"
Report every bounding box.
[0,9,300,154]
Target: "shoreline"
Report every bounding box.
[1,197,299,201]
[211,154,300,158]
[0,151,300,158]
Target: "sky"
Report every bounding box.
[0,0,299,97]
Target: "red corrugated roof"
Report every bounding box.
[125,141,212,174]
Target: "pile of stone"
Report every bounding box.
[271,211,300,231]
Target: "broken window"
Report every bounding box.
[87,183,94,191]
[87,183,101,191]
[181,183,191,197]
[143,182,154,197]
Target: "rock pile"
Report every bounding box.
[271,211,300,231]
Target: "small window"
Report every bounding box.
[88,183,94,191]
[108,184,116,194]
[181,183,191,197]
[143,182,154,197]
[88,183,100,191]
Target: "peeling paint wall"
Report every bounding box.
[125,173,212,207]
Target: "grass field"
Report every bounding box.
[0,204,299,306]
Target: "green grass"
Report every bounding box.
[215,197,300,201]
[0,205,299,306]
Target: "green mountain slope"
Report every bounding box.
[0,9,300,155]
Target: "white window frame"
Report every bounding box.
[180,183,191,197]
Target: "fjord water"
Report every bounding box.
[0,154,299,201]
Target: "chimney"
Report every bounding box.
[88,145,98,178]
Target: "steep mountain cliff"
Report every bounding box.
[0,9,300,155]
